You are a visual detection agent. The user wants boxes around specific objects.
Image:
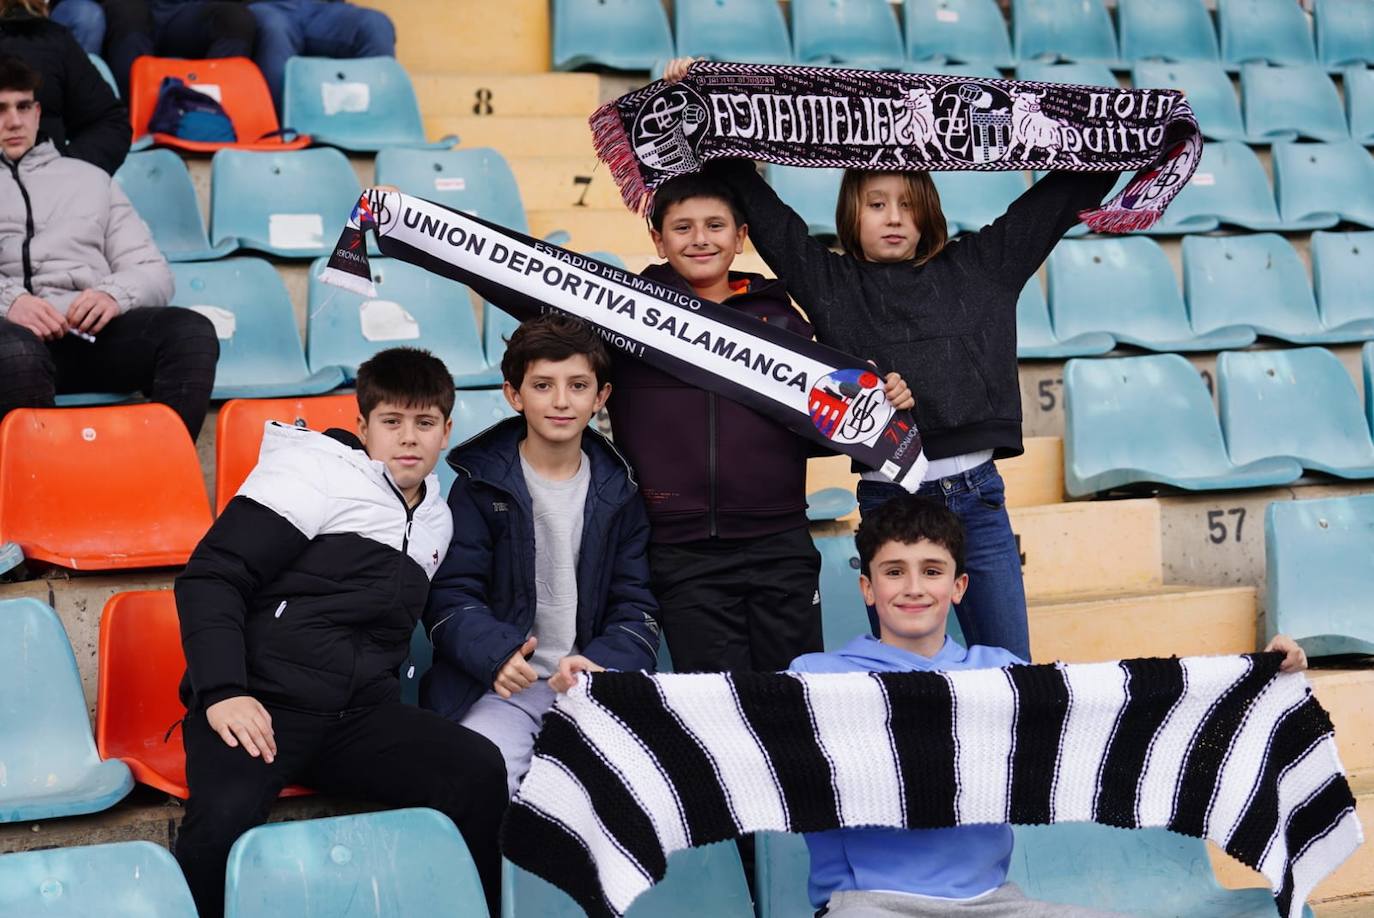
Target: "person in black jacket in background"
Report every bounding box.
[173,348,507,918]
[0,0,129,174]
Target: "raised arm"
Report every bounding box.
[959,170,1120,292]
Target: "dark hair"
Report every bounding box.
[856,494,966,577]
[835,169,948,265]
[355,347,454,419]
[500,312,611,390]
[0,55,41,94]
[649,172,746,232]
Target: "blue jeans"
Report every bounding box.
[856,461,1031,661]
[51,0,107,53]
[249,0,396,106]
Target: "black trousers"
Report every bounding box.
[649,524,823,673]
[175,701,508,918]
[104,0,257,96]
[0,307,219,438]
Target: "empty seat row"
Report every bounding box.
[127,54,445,154]
[1037,233,1374,354]
[554,0,1373,73]
[116,145,548,262]
[1064,345,1374,495]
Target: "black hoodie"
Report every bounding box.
[607,261,816,544]
[713,159,1117,461]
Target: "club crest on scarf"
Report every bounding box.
[591,61,1204,232]
[809,369,892,447]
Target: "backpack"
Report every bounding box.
[148,76,237,143]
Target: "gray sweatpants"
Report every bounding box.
[459,680,558,798]
[825,884,1129,917]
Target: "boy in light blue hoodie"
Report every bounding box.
[791,496,1308,917]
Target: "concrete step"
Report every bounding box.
[425,117,594,158]
[509,156,635,211]
[1209,772,1374,906]
[1009,498,1163,600]
[1029,585,1256,663]
[360,0,549,75]
[1313,895,1374,917]
[414,73,602,119]
[528,207,655,255]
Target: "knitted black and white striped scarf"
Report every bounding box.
[591,61,1202,233]
[502,655,1361,918]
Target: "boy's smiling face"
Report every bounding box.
[357,401,452,501]
[651,196,747,292]
[861,537,968,658]
[504,354,609,448]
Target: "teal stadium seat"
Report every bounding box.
[933,170,1028,234]
[87,52,119,96]
[502,842,753,918]
[1012,0,1118,65]
[1117,0,1219,64]
[552,0,674,71]
[1309,230,1374,337]
[482,252,625,367]
[1218,0,1317,68]
[226,808,489,918]
[1317,0,1374,70]
[1063,354,1302,495]
[0,599,133,822]
[806,487,859,521]
[1272,140,1374,228]
[754,831,813,918]
[375,147,534,234]
[903,59,1004,78]
[768,166,843,237]
[1183,234,1344,343]
[1267,494,1374,657]
[1009,823,1316,917]
[115,149,237,261]
[793,0,904,69]
[1132,61,1246,142]
[903,0,1013,68]
[282,56,443,152]
[1049,237,1254,351]
[674,0,793,64]
[1344,65,1374,145]
[1219,348,1374,478]
[1015,61,1117,86]
[171,258,346,399]
[0,841,196,917]
[306,256,501,387]
[1242,62,1348,143]
[1145,140,1281,232]
[1367,342,1374,434]
[210,147,376,258]
[815,532,869,651]
[452,389,520,447]
[1016,277,1115,359]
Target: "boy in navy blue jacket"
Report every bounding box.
[423,313,660,796]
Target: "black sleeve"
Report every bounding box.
[173,497,310,708]
[55,29,131,175]
[957,170,1120,292]
[707,158,865,339]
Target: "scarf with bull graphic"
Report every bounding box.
[591,61,1202,233]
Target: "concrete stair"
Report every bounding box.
[423,116,596,158]
[412,74,602,119]
[359,0,550,75]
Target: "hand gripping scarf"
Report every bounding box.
[321,190,929,487]
[591,61,1203,233]
[502,654,1362,918]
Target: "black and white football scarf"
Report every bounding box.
[592,60,1202,233]
[502,655,1361,918]
[321,190,928,488]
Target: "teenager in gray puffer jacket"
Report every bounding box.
[0,54,218,437]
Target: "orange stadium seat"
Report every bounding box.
[0,405,212,570]
[129,57,312,153]
[214,394,358,511]
[96,590,312,800]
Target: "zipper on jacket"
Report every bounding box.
[5,156,35,294]
[382,476,418,554]
[707,391,718,538]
